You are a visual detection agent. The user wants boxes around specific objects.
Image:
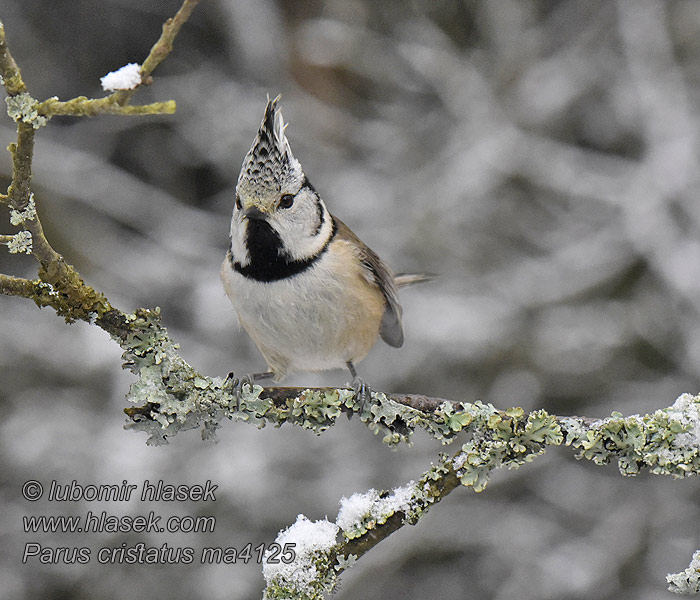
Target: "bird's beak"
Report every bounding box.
[242,206,267,221]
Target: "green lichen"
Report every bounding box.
[9,192,35,225]
[279,388,348,434]
[5,92,49,128]
[120,308,241,443]
[342,391,463,446]
[274,553,337,600]
[264,556,337,600]
[562,393,700,478]
[453,407,564,492]
[6,230,32,253]
[435,400,501,437]
[436,401,475,433]
[421,453,453,484]
[337,482,423,540]
[235,384,275,428]
[121,308,202,440]
[334,554,357,572]
[36,258,113,323]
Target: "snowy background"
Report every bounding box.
[1,0,700,598]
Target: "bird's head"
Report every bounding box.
[230,97,332,265]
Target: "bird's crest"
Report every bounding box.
[237,96,300,198]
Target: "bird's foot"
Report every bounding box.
[350,375,374,419]
[346,361,373,417]
[226,372,251,411]
[225,371,272,411]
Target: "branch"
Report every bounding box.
[34,0,199,120]
[260,454,461,600]
[36,97,176,117]
[0,1,199,325]
[110,317,695,600]
[120,321,700,484]
[258,391,700,599]
[0,19,27,95]
[0,273,40,297]
[2,5,699,597]
[112,0,201,106]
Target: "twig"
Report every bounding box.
[0,273,40,297]
[0,19,27,95]
[37,97,176,117]
[113,0,201,106]
[0,1,199,325]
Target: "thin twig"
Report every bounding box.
[113,0,201,106]
[37,97,176,117]
[6,127,61,268]
[0,273,38,297]
[0,19,27,95]
[0,0,200,323]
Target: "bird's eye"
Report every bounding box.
[279,194,295,209]
[235,195,242,210]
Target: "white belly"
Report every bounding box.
[220,250,383,380]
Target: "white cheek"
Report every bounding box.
[229,215,250,264]
[274,202,331,261]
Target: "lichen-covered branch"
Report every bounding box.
[116,310,700,598]
[120,318,700,484]
[2,4,700,597]
[113,318,699,599]
[0,5,190,322]
[260,455,462,600]
[0,2,198,322]
[258,393,700,599]
[0,19,27,95]
[36,96,176,117]
[0,273,40,296]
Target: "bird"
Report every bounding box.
[221,96,429,401]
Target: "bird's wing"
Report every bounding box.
[333,216,404,348]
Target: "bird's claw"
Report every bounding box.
[350,376,372,417]
[226,372,255,411]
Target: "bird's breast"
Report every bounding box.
[221,243,386,371]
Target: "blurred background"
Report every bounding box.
[1,0,699,598]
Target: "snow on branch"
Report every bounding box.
[100,63,142,91]
[668,551,700,595]
[257,393,700,599]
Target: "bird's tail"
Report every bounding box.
[393,272,435,289]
